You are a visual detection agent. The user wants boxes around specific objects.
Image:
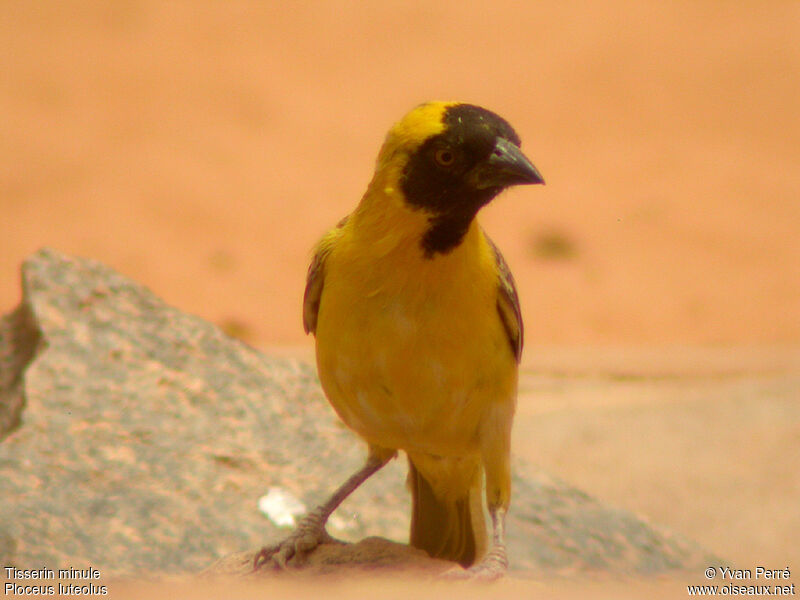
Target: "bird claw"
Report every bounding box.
[253,509,332,572]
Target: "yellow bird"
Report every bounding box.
[255,101,544,578]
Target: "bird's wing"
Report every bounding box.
[303,216,348,334]
[485,234,523,362]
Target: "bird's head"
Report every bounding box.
[372,101,544,255]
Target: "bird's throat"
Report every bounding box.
[421,210,479,257]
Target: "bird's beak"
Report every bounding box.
[469,137,545,189]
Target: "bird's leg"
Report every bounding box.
[468,401,512,579]
[467,505,508,579]
[440,502,509,581]
[442,405,511,580]
[253,449,393,571]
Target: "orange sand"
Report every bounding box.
[2,2,799,346]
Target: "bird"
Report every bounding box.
[254,101,544,578]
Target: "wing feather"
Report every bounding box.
[485,234,523,362]
[303,216,348,335]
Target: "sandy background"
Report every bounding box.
[1,1,798,597]
[2,1,799,346]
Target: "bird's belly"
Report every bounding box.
[315,291,516,456]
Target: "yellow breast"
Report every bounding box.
[314,208,518,457]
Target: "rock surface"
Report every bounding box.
[0,249,719,576]
[204,538,453,578]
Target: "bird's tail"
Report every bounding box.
[408,455,486,567]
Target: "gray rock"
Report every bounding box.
[0,303,40,441]
[0,248,719,577]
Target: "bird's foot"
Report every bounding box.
[440,545,508,581]
[253,508,334,572]
[467,545,508,580]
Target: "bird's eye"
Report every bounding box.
[434,148,456,167]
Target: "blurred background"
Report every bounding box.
[1,0,798,580]
[2,1,798,347]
